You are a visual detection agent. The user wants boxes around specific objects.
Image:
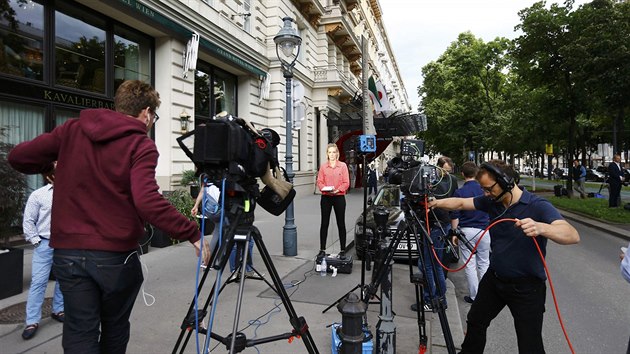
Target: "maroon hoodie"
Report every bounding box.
[8,108,200,251]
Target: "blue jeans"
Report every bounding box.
[53,249,143,354]
[419,225,449,304]
[26,238,64,325]
[229,237,254,272]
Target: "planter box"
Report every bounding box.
[0,247,24,300]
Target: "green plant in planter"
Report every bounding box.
[0,126,27,247]
[180,169,200,198]
[164,188,197,244]
[180,169,198,187]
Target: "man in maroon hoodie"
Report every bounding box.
[9,80,210,353]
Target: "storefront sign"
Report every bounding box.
[0,78,113,109]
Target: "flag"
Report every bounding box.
[368,76,391,113]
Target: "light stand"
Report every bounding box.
[274,17,302,256]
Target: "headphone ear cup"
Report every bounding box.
[481,162,514,191]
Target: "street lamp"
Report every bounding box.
[274,17,301,256]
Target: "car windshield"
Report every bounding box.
[374,186,400,207]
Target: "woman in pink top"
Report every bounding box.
[316,143,350,258]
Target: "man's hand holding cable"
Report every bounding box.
[193,239,211,266]
[515,218,541,237]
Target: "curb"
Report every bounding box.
[559,210,630,242]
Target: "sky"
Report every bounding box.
[379,0,590,113]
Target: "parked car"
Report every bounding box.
[585,168,605,182]
[354,184,419,260]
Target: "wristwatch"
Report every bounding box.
[33,241,41,248]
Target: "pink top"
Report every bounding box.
[317,161,350,196]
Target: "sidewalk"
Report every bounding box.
[0,188,463,353]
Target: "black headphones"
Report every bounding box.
[480,162,514,192]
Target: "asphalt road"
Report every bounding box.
[450,220,630,353]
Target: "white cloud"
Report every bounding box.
[380,0,590,113]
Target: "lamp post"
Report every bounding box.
[274,17,301,256]
[179,109,190,134]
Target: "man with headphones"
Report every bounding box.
[428,159,580,353]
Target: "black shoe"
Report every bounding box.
[317,250,326,259]
[22,323,38,340]
[51,311,65,323]
[464,296,474,304]
[338,251,345,259]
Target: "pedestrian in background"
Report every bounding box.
[620,244,630,353]
[316,143,350,258]
[608,154,624,207]
[367,163,378,195]
[8,80,210,353]
[21,165,64,340]
[449,161,490,304]
[429,159,580,353]
[572,159,587,199]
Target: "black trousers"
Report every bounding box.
[460,271,546,354]
[320,195,346,251]
[609,181,622,207]
[53,249,144,354]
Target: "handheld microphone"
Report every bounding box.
[450,228,476,254]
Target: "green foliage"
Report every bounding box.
[418,0,630,162]
[180,169,198,186]
[164,188,198,245]
[0,126,27,245]
[548,196,630,224]
[165,188,196,222]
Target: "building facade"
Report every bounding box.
[0,0,410,195]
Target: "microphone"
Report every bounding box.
[450,228,476,254]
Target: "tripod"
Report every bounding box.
[365,197,456,354]
[172,193,318,354]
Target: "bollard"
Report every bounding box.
[337,292,367,354]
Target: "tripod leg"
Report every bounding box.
[250,226,319,353]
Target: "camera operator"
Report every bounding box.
[8,80,211,353]
[411,156,457,312]
[449,161,490,304]
[428,159,580,353]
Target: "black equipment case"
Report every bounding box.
[316,253,353,274]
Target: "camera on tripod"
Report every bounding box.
[176,114,295,217]
[387,139,438,200]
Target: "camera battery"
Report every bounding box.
[316,254,353,274]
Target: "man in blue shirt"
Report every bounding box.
[572,159,587,199]
[450,162,490,304]
[429,159,580,353]
[21,168,64,340]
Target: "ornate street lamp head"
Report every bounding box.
[273,17,302,69]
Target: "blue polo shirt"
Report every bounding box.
[450,180,489,229]
[473,189,563,280]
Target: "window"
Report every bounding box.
[194,63,237,123]
[243,0,251,33]
[114,25,152,92]
[54,108,80,127]
[0,0,44,80]
[0,100,45,192]
[55,4,106,93]
[213,69,236,116]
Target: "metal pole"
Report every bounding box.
[283,68,298,256]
